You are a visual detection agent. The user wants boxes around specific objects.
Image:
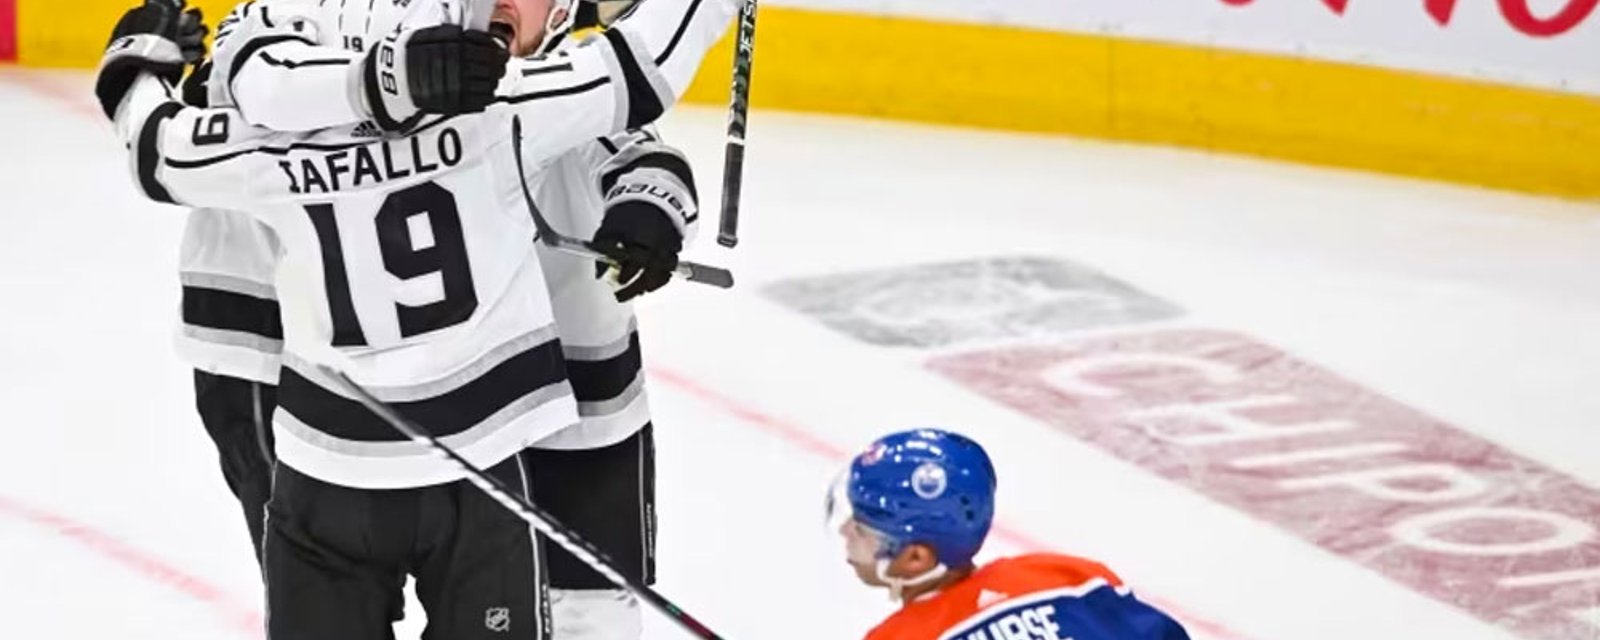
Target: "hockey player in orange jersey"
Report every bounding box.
[827,429,1190,640]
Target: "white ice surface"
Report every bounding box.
[0,68,1597,640]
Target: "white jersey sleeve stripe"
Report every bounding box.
[532,391,650,451]
[182,325,285,356]
[180,271,279,300]
[578,374,644,419]
[176,208,283,383]
[176,329,282,384]
[559,317,638,362]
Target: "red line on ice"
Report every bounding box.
[0,71,264,637]
[649,365,1254,640]
[0,68,103,120]
[0,494,264,638]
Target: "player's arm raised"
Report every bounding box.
[213,0,506,132]
[498,0,741,163]
[97,1,283,210]
[207,0,368,130]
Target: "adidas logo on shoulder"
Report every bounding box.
[351,121,383,139]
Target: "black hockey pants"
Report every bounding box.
[193,369,277,562]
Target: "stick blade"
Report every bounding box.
[682,261,735,288]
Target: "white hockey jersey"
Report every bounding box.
[106,0,737,487]
[210,0,704,449]
[176,208,283,384]
[527,128,699,449]
[176,1,455,388]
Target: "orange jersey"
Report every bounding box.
[865,553,1188,640]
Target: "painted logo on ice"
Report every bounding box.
[763,257,1182,349]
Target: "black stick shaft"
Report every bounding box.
[717,0,758,248]
[323,368,730,640]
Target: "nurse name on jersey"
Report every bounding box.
[277,124,468,196]
[954,602,1069,640]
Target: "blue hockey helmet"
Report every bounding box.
[831,428,998,569]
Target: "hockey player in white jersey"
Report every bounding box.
[206,1,705,637]
[136,9,288,564]
[177,203,284,562]
[93,0,737,635]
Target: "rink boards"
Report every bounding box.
[6,0,1600,198]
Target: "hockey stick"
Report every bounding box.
[716,0,758,248]
[512,116,735,289]
[320,366,731,640]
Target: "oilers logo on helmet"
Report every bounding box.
[912,462,948,499]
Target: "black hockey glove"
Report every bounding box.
[590,202,684,303]
[181,58,212,108]
[363,24,509,132]
[95,0,197,119]
[174,6,209,65]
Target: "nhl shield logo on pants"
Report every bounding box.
[485,607,511,632]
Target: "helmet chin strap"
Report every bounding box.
[534,2,577,56]
[875,558,949,602]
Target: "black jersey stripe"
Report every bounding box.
[279,337,568,442]
[165,139,365,169]
[166,146,257,170]
[258,51,352,69]
[498,76,610,105]
[182,286,285,340]
[655,0,706,65]
[565,331,642,404]
[228,34,317,87]
[603,30,665,130]
[522,62,575,77]
[137,102,184,205]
